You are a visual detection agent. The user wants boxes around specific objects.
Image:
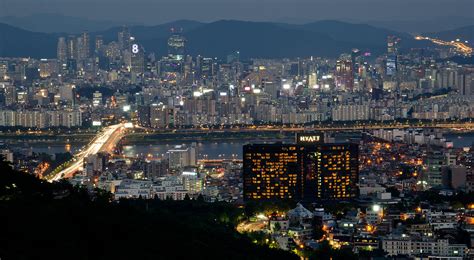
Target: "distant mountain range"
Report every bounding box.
[0,13,132,33]
[1,19,471,59]
[363,16,474,34]
[0,23,59,58]
[2,13,472,34]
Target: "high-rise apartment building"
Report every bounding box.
[67,35,77,60]
[57,37,67,62]
[78,32,90,61]
[118,26,131,50]
[95,35,104,53]
[2,83,16,106]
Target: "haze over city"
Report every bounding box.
[1,0,473,26]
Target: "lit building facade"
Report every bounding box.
[243,144,301,200]
[335,59,354,90]
[243,139,359,202]
[301,143,359,201]
[57,37,67,62]
[168,33,186,61]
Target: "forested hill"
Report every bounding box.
[0,159,296,260]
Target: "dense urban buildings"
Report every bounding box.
[0,10,474,260]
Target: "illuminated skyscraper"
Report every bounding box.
[386,36,400,76]
[57,37,67,62]
[386,55,397,76]
[335,59,354,90]
[387,36,400,55]
[130,42,145,75]
[168,31,186,61]
[243,136,359,202]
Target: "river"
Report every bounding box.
[11,133,474,159]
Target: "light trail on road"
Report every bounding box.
[49,123,125,182]
[415,35,472,56]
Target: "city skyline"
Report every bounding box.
[1,0,474,259]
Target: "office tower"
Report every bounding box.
[57,37,67,62]
[335,59,354,90]
[386,36,400,76]
[168,31,186,61]
[386,55,397,76]
[95,35,104,53]
[387,36,400,55]
[243,135,359,202]
[118,26,131,50]
[67,35,77,60]
[130,42,145,75]
[243,144,301,200]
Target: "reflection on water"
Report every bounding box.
[27,141,262,159]
[445,133,474,148]
[22,133,474,158]
[29,144,81,154]
[121,142,246,159]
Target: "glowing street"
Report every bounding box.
[49,124,125,181]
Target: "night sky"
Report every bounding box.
[0,0,472,24]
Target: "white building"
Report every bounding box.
[167,143,197,170]
[382,238,467,258]
[426,211,458,230]
[114,179,153,199]
[0,149,13,162]
[151,176,189,200]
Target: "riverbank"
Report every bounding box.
[122,131,293,144]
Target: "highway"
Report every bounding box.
[165,122,474,134]
[415,35,472,56]
[49,123,125,182]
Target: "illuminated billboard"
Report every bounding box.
[296,133,324,144]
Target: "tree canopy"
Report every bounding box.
[0,158,296,260]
